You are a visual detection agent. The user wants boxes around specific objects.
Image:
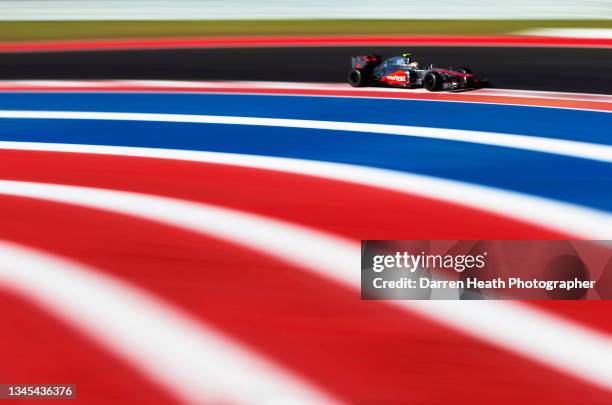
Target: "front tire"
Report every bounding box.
[424,72,443,92]
[348,69,366,87]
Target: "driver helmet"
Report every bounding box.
[409,61,419,69]
[402,52,412,65]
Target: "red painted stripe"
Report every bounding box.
[2,84,609,111]
[1,195,610,404]
[5,149,612,335]
[0,149,568,240]
[0,35,611,54]
[0,288,180,404]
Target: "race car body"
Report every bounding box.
[348,54,487,91]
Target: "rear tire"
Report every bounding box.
[424,72,443,92]
[348,69,366,87]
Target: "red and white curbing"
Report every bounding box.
[0,80,610,112]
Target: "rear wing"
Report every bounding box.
[351,55,382,70]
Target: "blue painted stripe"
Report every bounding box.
[1,118,610,212]
[0,93,610,145]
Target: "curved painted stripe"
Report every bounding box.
[1,81,611,112]
[0,110,610,162]
[0,147,570,240]
[0,288,180,403]
[6,80,611,101]
[1,141,610,239]
[2,147,606,331]
[0,181,611,390]
[110,81,612,103]
[0,179,358,276]
[0,35,611,54]
[6,147,612,335]
[0,240,336,404]
[1,112,610,211]
[1,195,609,403]
[1,93,609,145]
[6,147,612,333]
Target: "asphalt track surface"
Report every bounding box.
[1,46,612,93]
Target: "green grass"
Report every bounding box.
[1,20,611,42]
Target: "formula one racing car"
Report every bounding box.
[348,53,487,91]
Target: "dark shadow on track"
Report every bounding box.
[1,47,611,94]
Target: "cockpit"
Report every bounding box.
[383,56,418,70]
[385,57,408,67]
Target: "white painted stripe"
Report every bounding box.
[1,80,612,103]
[197,82,612,103]
[0,80,110,88]
[0,180,611,391]
[0,240,337,405]
[1,81,610,113]
[114,80,246,88]
[0,180,359,286]
[2,141,611,239]
[0,110,611,162]
[470,88,612,102]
